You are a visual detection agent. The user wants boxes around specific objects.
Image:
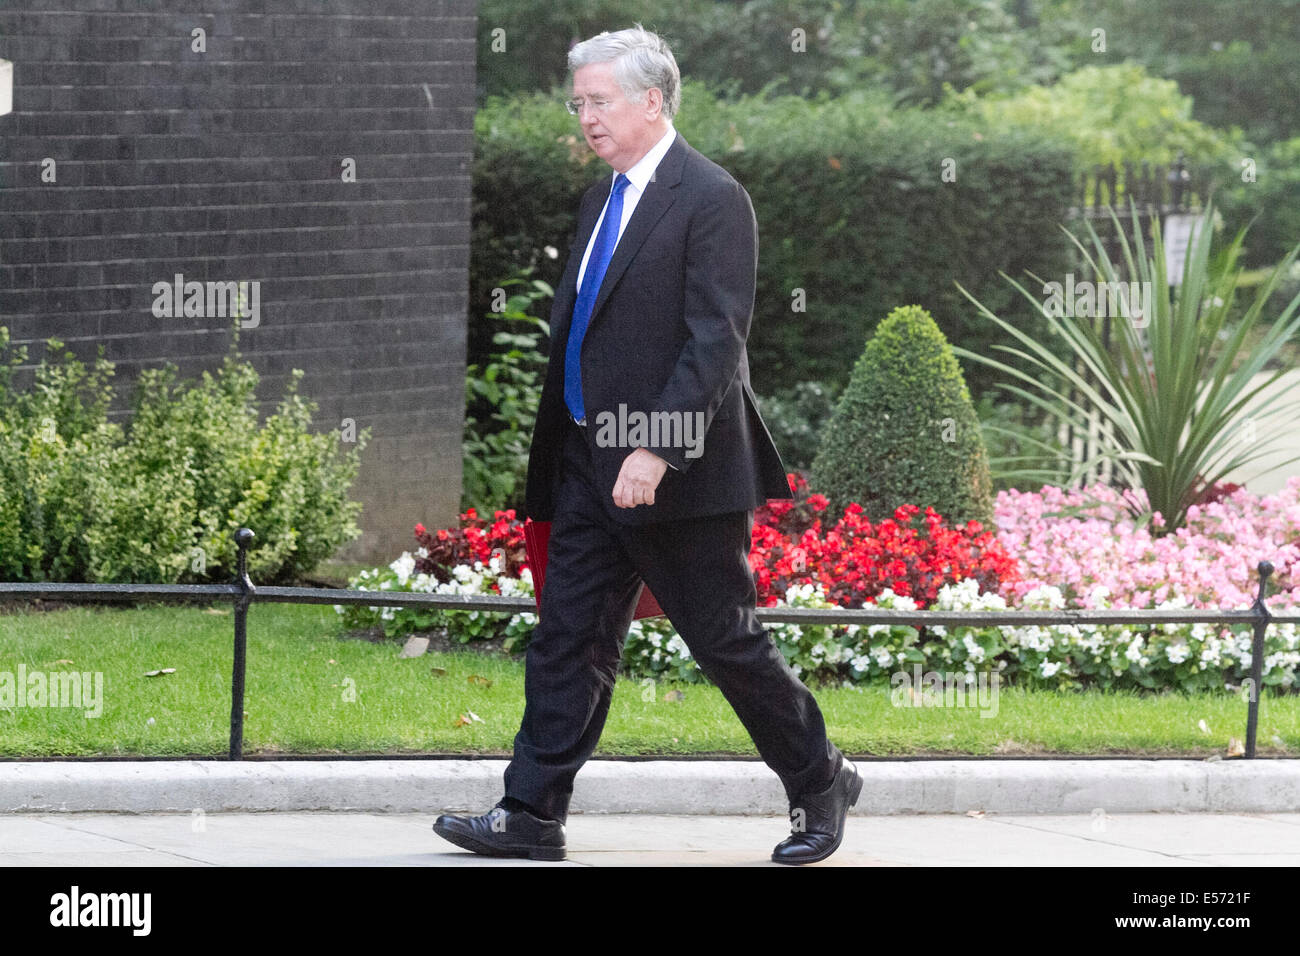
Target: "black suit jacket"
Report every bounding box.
[524,130,792,527]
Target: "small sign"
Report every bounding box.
[1163,213,1204,286]
[0,60,11,116]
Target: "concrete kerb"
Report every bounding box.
[2,758,1300,815]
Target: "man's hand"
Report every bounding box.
[612,448,669,508]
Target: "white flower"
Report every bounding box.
[1023,585,1066,611]
[388,552,415,587]
[784,582,820,605]
[1165,642,1190,664]
[851,654,872,673]
[1125,635,1145,663]
[1012,625,1053,653]
[1040,660,1061,678]
[877,587,919,611]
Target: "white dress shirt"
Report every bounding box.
[575,124,678,291]
[572,123,680,467]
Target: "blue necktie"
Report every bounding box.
[565,173,631,423]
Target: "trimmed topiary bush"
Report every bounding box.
[810,304,993,528]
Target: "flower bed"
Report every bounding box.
[338,477,1300,692]
[995,479,1300,610]
[335,508,537,651]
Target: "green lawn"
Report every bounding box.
[0,601,1295,758]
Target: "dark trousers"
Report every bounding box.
[503,416,843,824]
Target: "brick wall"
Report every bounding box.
[0,0,474,565]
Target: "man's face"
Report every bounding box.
[572,61,661,173]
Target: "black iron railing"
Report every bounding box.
[2,528,1296,760]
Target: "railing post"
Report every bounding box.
[1245,560,1274,759]
[228,528,256,760]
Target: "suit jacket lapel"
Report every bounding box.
[552,132,688,349]
[586,131,685,328]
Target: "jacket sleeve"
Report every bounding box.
[647,175,758,472]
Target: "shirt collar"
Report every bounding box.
[619,124,676,194]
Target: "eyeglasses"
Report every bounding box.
[564,96,615,116]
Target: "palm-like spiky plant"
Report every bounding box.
[953,201,1300,532]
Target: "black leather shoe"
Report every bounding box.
[771,759,862,865]
[432,803,567,861]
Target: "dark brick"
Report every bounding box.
[0,0,474,563]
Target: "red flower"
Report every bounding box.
[411,506,530,583]
[747,493,1020,609]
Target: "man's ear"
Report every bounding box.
[644,86,663,120]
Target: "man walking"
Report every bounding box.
[434,24,859,865]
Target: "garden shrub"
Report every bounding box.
[811,305,994,527]
[461,272,551,514]
[752,380,840,472]
[0,327,369,584]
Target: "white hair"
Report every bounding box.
[568,23,681,120]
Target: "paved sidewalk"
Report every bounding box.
[5,758,1300,866]
[4,810,1300,866]
[5,758,1300,814]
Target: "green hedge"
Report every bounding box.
[472,83,1077,395]
[0,327,370,585]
